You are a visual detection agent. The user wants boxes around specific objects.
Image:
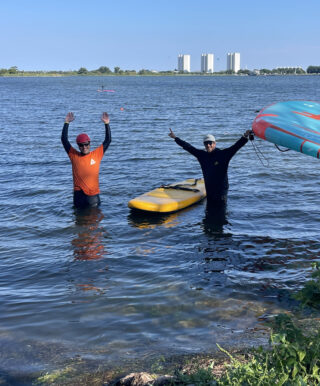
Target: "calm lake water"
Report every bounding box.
[1,75,320,380]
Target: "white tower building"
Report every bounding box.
[227,52,240,73]
[178,54,191,72]
[201,54,214,73]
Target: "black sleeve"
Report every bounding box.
[224,136,248,160]
[61,123,71,154]
[102,123,111,153]
[175,137,202,158]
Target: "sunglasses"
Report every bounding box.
[78,142,90,148]
[204,141,214,145]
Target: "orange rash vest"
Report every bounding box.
[68,145,104,196]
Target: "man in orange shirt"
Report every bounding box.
[61,112,111,208]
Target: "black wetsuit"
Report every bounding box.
[175,136,248,209]
[61,123,111,208]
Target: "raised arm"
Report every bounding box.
[168,128,176,139]
[101,112,111,152]
[61,112,74,154]
[224,130,250,160]
[168,128,202,158]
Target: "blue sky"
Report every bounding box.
[1,0,319,72]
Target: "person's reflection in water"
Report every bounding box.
[72,207,106,260]
[202,200,229,235]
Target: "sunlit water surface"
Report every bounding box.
[1,75,320,378]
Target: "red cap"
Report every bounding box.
[76,133,91,144]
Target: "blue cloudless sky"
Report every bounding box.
[1,0,319,71]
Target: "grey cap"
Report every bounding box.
[203,134,216,143]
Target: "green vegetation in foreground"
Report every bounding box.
[173,314,320,385]
[294,262,320,309]
[171,263,320,385]
[32,263,320,385]
[1,65,320,77]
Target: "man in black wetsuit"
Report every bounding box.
[61,112,111,208]
[168,128,251,212]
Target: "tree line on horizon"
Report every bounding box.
[1,65,320,76]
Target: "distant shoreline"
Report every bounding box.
[2,65,320,77]
[0,73,315,78]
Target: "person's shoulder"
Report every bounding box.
[69,146,79,156]
[221,143,237,152]
[91,144,104,156]
[196,149,209,158]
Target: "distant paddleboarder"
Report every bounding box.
[169,128,251,212]
[61,112,111,208]
[97,85,115,92]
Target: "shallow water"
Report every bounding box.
[1,75,320,378]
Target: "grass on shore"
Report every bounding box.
[172,263,320,385]
[26,263,320,385]
[173,314,320,385]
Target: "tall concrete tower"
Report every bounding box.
[201,54,214,73]
[178,54,191,72]
[227,52,240,73]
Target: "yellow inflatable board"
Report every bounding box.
[128,178,206,213]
